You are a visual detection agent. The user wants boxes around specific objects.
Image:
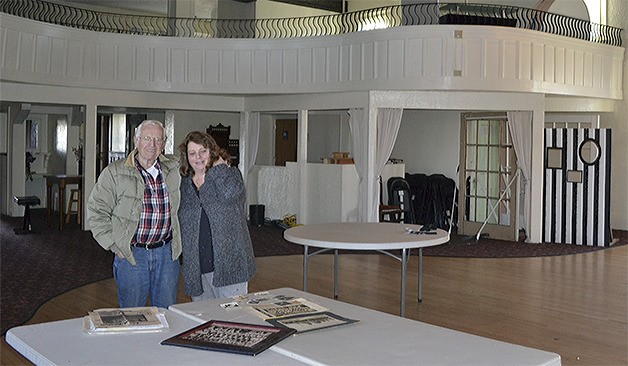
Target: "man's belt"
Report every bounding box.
[131,238,171,250]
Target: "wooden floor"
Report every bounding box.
[2,245,627,366]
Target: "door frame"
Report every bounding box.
[458,112,519,241]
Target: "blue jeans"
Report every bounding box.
[113,242,180,308]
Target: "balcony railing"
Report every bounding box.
[1,0,622,46]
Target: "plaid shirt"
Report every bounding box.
[133,158,172,244]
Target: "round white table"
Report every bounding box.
[283,222,450,317]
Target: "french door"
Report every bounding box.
[458,112,519,241]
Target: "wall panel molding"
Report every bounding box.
[1,14,623,99]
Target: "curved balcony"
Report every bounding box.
[1,8,623,100]
[1,0,622,46]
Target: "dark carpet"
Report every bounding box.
[1,209,626,335]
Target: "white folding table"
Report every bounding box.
[169,287,562,366]
[284,222,449,316]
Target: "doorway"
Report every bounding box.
[458,112,519,241]
[95,113,145,177]
[275,119,297,166]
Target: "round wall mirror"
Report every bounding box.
[579,138,600,165]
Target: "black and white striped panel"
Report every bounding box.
[543,128,611,246]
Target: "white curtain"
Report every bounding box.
[348,108,368,221]
[348,108,403,222]
[245,112,260,175]
[507,111,532,241]
[374,108,403,219]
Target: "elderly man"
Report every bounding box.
[88,119,182,308]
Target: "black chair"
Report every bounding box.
[388,178,416,224]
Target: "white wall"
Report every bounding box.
[306,112,352,163]
[391,110,460,183]
[171,110,240,151]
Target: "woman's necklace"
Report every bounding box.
[193,173,204,191]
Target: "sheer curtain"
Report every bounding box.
[348,108,368,221]
[374,108,403,220]
[349,108,403,222]
[507,111,532,241]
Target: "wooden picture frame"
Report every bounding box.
[160,320,295,356]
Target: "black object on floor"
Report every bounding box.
[13,196,41,235]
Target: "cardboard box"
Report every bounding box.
[333,158,354,164]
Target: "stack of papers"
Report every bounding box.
[82,307,169,334]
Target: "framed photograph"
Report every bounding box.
[160,320,295,356]
[249,298,327,320]
[567,170,583,183]
[266,311,359,334]
[546,147,564,169]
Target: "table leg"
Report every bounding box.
[418,248,423,303]
[401,248,408,318]
[46,183,52,227]
[58,183,65,230]
[303,245,309,292]
[334,249,339,299]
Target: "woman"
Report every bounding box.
[178,131,256,300]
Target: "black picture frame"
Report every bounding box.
[160,320,295,356]
[579,138,601,166]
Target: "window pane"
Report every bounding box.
[489,146,500,171]
[477,146,488,170]
[477,120,489,145]
[467,120,476,143]
[488,172,500,197]
[476,197,487,223]
[111,114,126,153]
[489,119,501,145]
[476,172,488,197]
[466,146,476,170]
[487,198,498,224]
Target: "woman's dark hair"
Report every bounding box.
[178,131,231,177]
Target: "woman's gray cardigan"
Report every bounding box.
[178,164,256,297]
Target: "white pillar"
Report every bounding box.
[83,104,97,230]
[528,105,545,243]
[297,109,309,224]
[366,103,378,222]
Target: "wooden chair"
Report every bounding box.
[65,188,81,225]
[379,176,402,222]
[206,123,230,151]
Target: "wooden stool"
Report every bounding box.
[13,196,41,235]
[65,189,81,225]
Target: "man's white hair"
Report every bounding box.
[135,120,165,138]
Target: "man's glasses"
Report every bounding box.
[138,136,165,145]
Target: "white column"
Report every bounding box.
[528,105,545,243]
[83,104,97,230]
[366,103,378,222]
[297,109,309,224]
